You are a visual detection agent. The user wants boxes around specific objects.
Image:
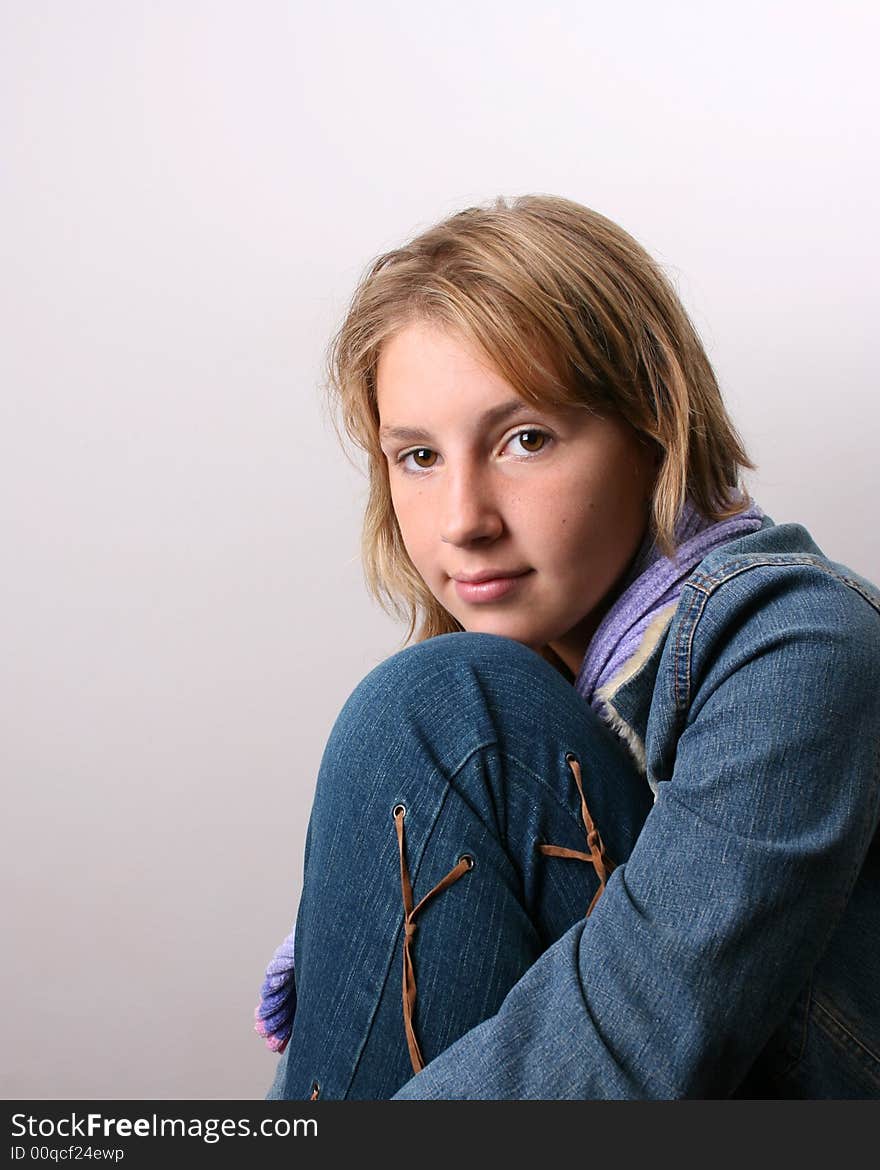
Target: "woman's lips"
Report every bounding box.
[452,570,532,603]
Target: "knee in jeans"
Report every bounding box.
[404,630,545,675]
[313,635,498,791]
[347,632,548,711]
[318,632,564,809]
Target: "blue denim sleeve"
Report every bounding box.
[392,565,880,1098]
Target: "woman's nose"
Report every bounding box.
[439,466,503,546]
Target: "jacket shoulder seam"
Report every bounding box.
[686,556,880,613]
[673,586,709,714]
[673,556,879,712]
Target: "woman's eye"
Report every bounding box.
[508,430,547,455]
[401,447,438,470]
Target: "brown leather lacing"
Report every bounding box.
[393,803,473,1074]
[538,753,616,919]
[309,1081,320,1100]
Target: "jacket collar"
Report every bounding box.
[593,515,803,787]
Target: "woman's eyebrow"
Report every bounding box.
[379,398,535,443]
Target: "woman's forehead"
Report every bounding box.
[376,320,590,424]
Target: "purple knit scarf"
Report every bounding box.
[255,494,766,1052]
[575,494,766,714]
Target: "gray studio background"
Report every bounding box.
[2,1,877,1099]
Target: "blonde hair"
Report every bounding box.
[327,194,755,642]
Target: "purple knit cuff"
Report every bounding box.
[254,929,296,1053]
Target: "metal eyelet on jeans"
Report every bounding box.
[392,803,406,819]
[458,854,475,870]
[309,1081,320,1100]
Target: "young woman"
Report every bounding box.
[255,195,880,1099]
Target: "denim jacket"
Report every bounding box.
[394,517,880,1098]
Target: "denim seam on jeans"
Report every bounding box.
[406,747,603,934]
[502,749,613,844]
[812,995,880,1086]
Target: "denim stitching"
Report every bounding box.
[673,586,709,714]
[687,556,880,615]
[812,995,880,1084]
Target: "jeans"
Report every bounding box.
[266,631,653,1100]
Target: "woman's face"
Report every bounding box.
[376,322,657,674]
